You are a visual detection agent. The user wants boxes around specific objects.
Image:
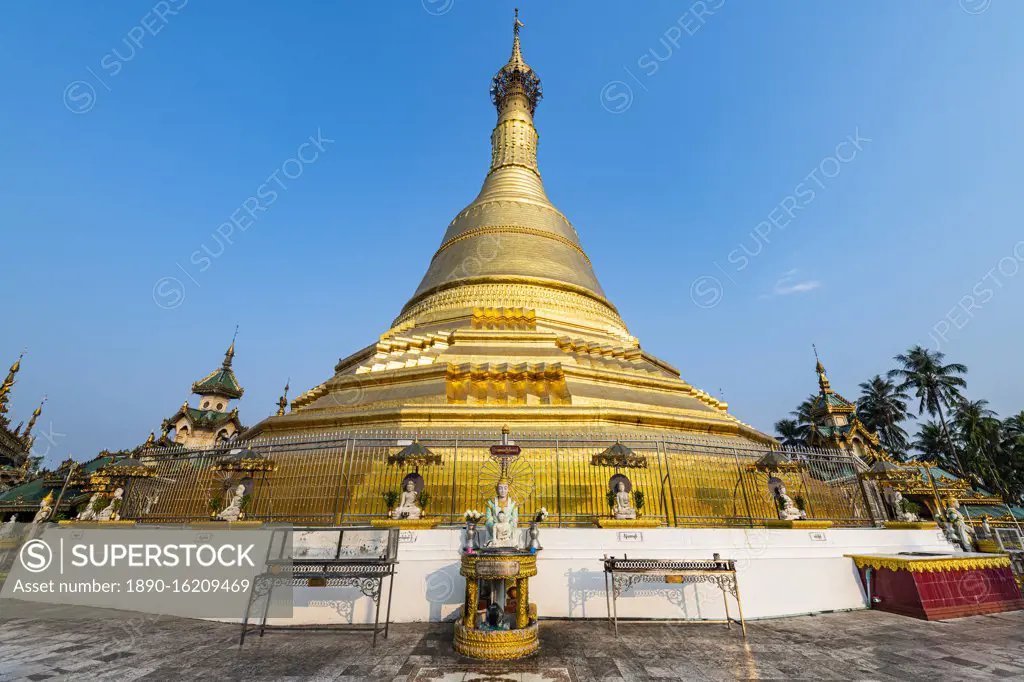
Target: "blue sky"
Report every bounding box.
[2,1,1022,465]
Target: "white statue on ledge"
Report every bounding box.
[77,493,100,521]
[944,498,974,552]
[891,490,919,522]
[390,479,422,520]
[613,480,636,520]
[96,488,123,521]
[1,514,16,537]
[216,484,246,522]
[487,510,517,548]
[772,482,806,521]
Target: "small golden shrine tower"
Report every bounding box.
[806,349,883,461]
[161,336,245,448]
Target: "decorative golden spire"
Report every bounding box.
[510,8,525,68]
[491,8,542,115]
[813,344,831,393]
[277,379,290,417]
[21,395,45,443]
[224,325,239,368]
[0,351,24,416]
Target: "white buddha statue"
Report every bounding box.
[390,479,422,520]
[96,488,124,521]
[891,490,919,522]
[772,482,806,521]
[485,479,518,541]
[613,480,636,520]
[1,514,16,538]
[77,493,100,521]
[487,510,517,548]
[216,484,246,522]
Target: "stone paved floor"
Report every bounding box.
[1,608,1023,681]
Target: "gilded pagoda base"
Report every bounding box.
[764,520,834,529]
[594,518,661,529]
[883,521,939,530]
[453,621,539,660]
[370,518,442,530]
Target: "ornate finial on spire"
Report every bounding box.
[22,395,46,444]
[813,344,831,392]
[224,326,239,368]
[0,351,25,417]
[10,351,24,375]
[277,379,290,417]
[491,8,543,114]
[511,8,524,63]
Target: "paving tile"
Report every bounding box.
[0,609,1023,680]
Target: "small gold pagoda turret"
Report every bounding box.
[160,332,245,448]
[806,347,884,461]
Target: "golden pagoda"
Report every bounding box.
[252,13,771,445]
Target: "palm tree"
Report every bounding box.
[1001,412,1024,504]
[955,399,1004,494]
[913,421,949,464]
[773,394,819,447]
[792,393,817,430]
[856,375,910,459]
[774,419,804,447]
[1003,411,1024,445]
[888,346,967,474]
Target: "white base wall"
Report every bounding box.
[272,526,955,625]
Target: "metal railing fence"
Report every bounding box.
[119,430,878,528]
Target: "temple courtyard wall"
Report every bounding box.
[269,527,954,625]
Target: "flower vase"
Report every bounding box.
[465,522,477,552]
[528,521,542,551]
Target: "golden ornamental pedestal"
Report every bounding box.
[882,521,939,530]
[370,518,441,530]
[454,550,539,660]
[594,518,661,529]
[764,520,834,529]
